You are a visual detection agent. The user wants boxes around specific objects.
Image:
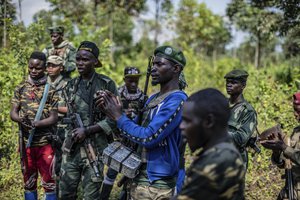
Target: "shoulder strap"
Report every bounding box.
[145,89,181,110]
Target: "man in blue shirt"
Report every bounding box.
[97,46,188,199]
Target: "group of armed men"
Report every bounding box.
[9,25,300,200]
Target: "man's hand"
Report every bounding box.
[260,132,287,151]
[72,128,86,143]
[125,108,135,118]
[95,90,122,121]
[20,115,34,131]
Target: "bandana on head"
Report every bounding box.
[293,92,300,105]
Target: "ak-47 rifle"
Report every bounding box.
[62,89,100,178]
[284,137,294,200]
[117,56,153,188]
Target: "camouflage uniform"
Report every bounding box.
[43,26,76,78]
[12,76,58,147]
[272,126,300,199]
[176,140,245,200]
[43,41,76,77]
[12,75,59,195]
[228,96,257,168]
[58,72,118,200]
[118,85,146,119]
[224,69,257,168]
[100,67,146,200]
[47,75,68,180]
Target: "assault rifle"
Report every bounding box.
[284,137,294,200]
[62,89,100,178]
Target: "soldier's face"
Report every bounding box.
[28,59,46,80]
[180,102,204,152]
[151,56,174,86]
[51,33,63,46]
[76,50,97,77]
[124,77,140,94]
[226,79,245,95]
[47,63,63,78]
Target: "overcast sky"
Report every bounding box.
[11,0,246,47]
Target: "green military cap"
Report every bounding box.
[47,55,64,66]
[224,69,249,82]
[48,26,64,34]
[154,46,186,67]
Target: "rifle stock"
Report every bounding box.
[63,111,101,178]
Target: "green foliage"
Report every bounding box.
[1,1,300,199]
[176,0,231,55]
[226,0,281,67]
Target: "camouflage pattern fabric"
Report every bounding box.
[176,140,245,200]
[43,40,76,73]
[118,85,146,119]
[130,182,175,200]
[47,75,68,185]
[11,79,58,147]
[59,72,118,199]
[228,95,257,168]
[59,146,104,200]
[47,75,68,118]
[272,126,300,200]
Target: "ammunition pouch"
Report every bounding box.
[102,141,141,179]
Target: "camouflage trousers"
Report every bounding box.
[58,146,104,200]
[130,182,175,200]
[54,127,66,176]
[53,127,66,196]
[277,181,300,200]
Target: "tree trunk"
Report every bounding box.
[109,5,115,68]
[254,33,261,68]
[212,48,217,68]
[2,0,7,48]
[154,0,159,47]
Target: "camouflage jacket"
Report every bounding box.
[228,96,257,165]
[118,85,146,119]
[43,40,76,73]
[47,75,68,119]
[176,140,245,200]
[272,126,300,181]
[12,77,58,147]
[63,72,118,153]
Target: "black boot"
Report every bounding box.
[100,183,113,200]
